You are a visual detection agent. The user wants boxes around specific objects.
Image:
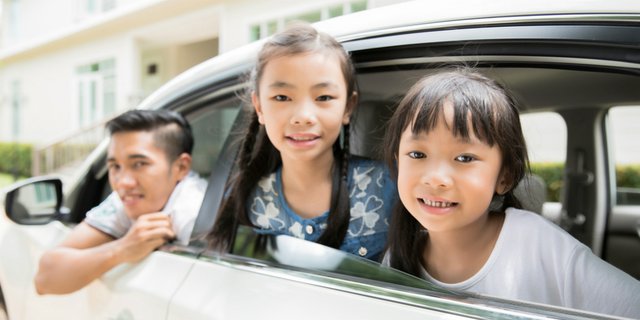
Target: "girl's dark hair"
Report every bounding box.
[383,68,529,277]
[106,109,193,162]
[207,23,358,252]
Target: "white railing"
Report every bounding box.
[31,120,109,176]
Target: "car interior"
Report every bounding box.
[351,64,640,280]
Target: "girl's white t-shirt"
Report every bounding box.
[385,208,640,318]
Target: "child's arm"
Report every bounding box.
[568,244,640,317]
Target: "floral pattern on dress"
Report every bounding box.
[250,174,286,231]
[248,158,394,258]
[351,166,374,199]
[289,222,304,239]
[348,167,385,236]
[349,195,383,236]
[251,197,285,230]
[258,173,277,194]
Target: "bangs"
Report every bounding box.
[407,75,507,147]
[386,69,527,197]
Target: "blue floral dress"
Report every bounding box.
[247,157,396,260]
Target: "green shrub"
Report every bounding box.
[0,143,32,178]
[616,164,640,188]
[530,162,640,203]
[530,162,564,202]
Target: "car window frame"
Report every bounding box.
[163,17,640,319]
[165,226,613,320]
[335,18,640,315]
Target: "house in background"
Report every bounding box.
[0,0,407,176]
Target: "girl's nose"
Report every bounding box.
[290,100,317,126]
[421,163,453,189]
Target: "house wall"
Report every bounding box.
[0,34,135,143]
[0,0,220,144]
[0,0,407,145]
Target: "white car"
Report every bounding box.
[2,1,640,319]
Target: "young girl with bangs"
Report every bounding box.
[207,23,396,261]
[383,69,640,317]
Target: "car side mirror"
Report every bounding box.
[4,178,64,225]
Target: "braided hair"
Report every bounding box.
[207,23,358,251]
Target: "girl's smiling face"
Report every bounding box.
[397,102,507,234]
[252,52,353,166]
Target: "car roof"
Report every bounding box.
[137,0,640,113]
[318,0,640,40]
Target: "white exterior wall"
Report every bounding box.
[221,0,333,52]
[0,35,136,143]
[2,0,74,48]
[0,0,220,145]
[219,0,408,53]
[0,0,407,146]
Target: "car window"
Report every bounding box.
[605,106,640,280]
[608,106,640,205]
[193,225,607,319]
[188,100,241,178]
[520,112,567,223]
[85,100,241,207]
[230,225,443,290]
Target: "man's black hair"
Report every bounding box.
[106,109,193,161]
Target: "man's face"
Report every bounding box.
[106,131,186,220]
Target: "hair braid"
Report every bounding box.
[238,113,260,170]
[317,124,351,248]
[208,112,262,251]
[341,124,350,181]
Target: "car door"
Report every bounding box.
[0,81,243,320]
[172,13,638,320]
[167,226,609,319]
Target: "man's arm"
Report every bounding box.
[34,213,174,295]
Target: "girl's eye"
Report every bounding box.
[455,155,475,163]
[316,95,334,102]
[107,164,119,172]
[273,95,290,102]
[407,151,425,159]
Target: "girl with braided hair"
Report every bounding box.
[207,23,396,261]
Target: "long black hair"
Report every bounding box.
[207,23,358,252]
[383,68,529,277]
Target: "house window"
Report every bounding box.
[520,111,567,220]
[75,59,116,127]
[75,0,117,20]
[10,80,21,139]
[609,106,640,205]
[249,0,368,41]
[7,0,21,42]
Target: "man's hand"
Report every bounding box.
[115,212,176,263]
[34,214,175,295]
